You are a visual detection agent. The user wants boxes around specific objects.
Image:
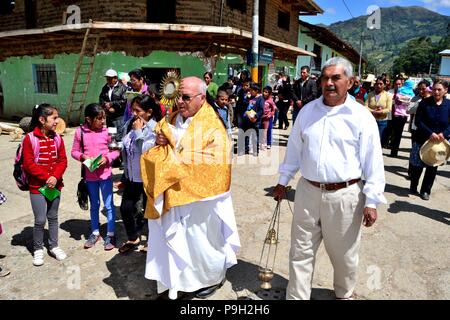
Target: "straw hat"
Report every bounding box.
[363,74,376,86]
[419,139,450,167]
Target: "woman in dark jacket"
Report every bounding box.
[410,80,450,200]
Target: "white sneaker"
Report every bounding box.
[33,249,44,266]
[50,247,67,261]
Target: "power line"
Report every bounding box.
[342,0,355,19]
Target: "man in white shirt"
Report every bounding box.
[273,57,386,300]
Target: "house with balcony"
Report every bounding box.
[0,0,322,123]
[296,20,366,78]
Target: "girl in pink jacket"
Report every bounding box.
[261,86,277,150]
[71,103,120,251]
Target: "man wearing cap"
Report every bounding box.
[99,68,127,141]
[273,57,386,300]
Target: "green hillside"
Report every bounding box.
[328,6,450,75]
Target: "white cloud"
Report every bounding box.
[389,0,402,4]
[422,0,450,9]
[325,7,336,14]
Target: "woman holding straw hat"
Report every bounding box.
[410,80,450,200]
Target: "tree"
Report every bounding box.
[392,37,436,76]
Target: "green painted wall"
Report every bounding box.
[0,51,290,122]
[214,54,245,85]
[274,60,296,80]
[0,54,79,119]
[0,51,207,121]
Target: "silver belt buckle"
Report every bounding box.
[319,183,326,191]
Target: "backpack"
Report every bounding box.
[13,132,62,191]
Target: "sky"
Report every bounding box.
[302,0,450,25]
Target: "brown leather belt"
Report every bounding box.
[306,178,361,191]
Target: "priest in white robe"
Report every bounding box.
[141,76,240,300]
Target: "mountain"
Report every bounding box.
[327,6,450,75]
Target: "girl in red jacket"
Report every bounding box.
[22,104,68,266]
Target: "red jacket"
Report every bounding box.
[22,127,68,194]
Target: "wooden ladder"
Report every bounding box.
[66,23,99,125]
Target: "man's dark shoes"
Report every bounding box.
[409,187,419,196]
[195,278,225,299]
[194,285,219,299]
[420,192,430,200]
[118,237,140,254]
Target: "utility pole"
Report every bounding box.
[358,32,363,78]
[358,26,374,78]
[251,0,259,83]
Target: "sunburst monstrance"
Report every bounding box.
[160,70,181,112]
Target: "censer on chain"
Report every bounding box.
[258,198,282,290]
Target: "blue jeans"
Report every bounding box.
[86,179,115,234]
[267,118,273,146]
[377,120,388,143]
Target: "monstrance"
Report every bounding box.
[159,70,181,116]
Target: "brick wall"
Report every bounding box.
[0,34,218,61]
[205,0,253,30]
[0,0,27,31]
[175,0,298,46]
[175,0,215,25]
[1,0,299,47]
[37,0,147,26]
[0,0,147,32]
[262,0,299,47]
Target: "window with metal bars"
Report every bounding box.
[33,64,58,94]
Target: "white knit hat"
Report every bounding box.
[104,69,118,77]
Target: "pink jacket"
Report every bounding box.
[71,124,120,181]
[263,97,276,120]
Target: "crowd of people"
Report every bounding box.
[0,57,449,301]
